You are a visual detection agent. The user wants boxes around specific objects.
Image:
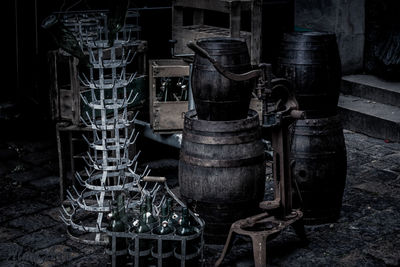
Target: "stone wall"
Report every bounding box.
[295,0,365,74]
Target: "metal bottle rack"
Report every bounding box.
[60,26,149,244]
[58,14,205,266]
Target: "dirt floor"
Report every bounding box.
[0,125,399,266]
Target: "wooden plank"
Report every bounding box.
[48,51,60,120]
[149,60,156,128]
[173,0,228,12]
[57,123,91,132]
[60,89,73,121]
[250,0,262,65]
[153,65,190,77]
[68,131,76,189]
[56,124,65,201]
[172,4,183,27]
[69,57,80,125]
[193,9,204,25]
[173,0,251,12]
[229,1,241,38]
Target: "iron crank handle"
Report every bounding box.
[187,41,262,82]
[268,78,305,119]
[143,176,166,183]
[290,110,304,119]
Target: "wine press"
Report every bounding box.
[191,61,308,267]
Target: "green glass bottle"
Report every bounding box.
[167,198,180,227]
[156,204,174,237]
[175,207,199,266]
[107,201,127,266]
[152,203,174,266]
[117,194,127,225]
[144,195,157,228]
[176,207,194,236]
[159,201,169,223]
[130,206,151,267]
[154,222,174,265]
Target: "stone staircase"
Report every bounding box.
[338,75,400,142]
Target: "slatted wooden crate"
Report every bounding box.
[172,0,262,65]
[149,59,190,133]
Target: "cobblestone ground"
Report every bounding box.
[0,129,399,266]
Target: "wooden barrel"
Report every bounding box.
[179,110,265,243]
[191,37,254,121]
[290,115,347,224]
[277,31,342,118]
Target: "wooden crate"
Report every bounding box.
[48,50,80,124]
[149,59,190,133]
[48,42,148,125]
[172,0,262,65]
[172,25,252,58]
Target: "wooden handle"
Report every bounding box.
[187,41,215,63]
[143,176,166,183]
[187,41,262,82]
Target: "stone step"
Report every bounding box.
[338,94,400,142]
[341,75,400,107]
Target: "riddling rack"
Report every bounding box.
[60,35,149,244]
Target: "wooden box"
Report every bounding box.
[48,50,81,124]
[172,0,262,65]
[149,59,190,133]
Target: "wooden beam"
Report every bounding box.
[250,0,262,65]
[230,1,241,38]
[173,0,251,13]
[193,9,204,25]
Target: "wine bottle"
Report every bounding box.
[167,198,180,227]
[152,204,174,266]
[107,201,127,266]
[175,207,199,266]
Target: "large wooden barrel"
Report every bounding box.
[179,110,265,243]
[277,31,342,118]
[290,115,347,224]
[191,37,254,121]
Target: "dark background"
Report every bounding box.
[9,0,399,141]
[3,0,295,137]
[3,0,173,133]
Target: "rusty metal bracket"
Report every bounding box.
[215,210,305,267]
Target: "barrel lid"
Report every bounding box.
[196,37,246,45]
[196,37,248,53]
[291,115,342,128]
[282,31,337,42]
[184,109,259,133]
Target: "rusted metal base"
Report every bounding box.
[215,209,305,267]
